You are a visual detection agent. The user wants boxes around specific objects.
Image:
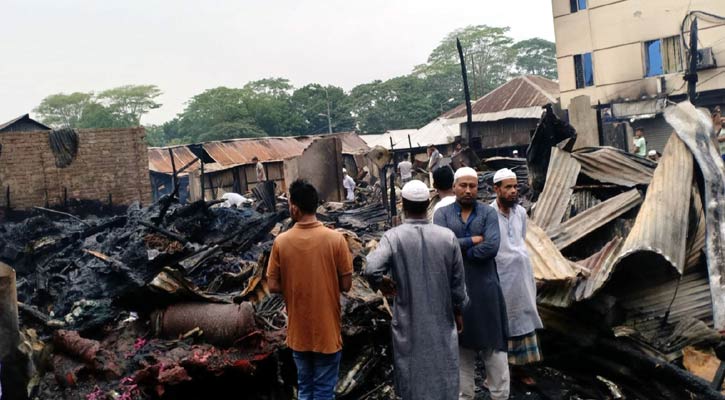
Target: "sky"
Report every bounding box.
[0,0,555,125]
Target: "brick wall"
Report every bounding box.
[0,128,152,209]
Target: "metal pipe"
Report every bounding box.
[0,262,19,361]
[152,302,256,346]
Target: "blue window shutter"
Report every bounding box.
[645,39,663,77]
[583,53,594,86]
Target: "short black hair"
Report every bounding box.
[403,198,429,216]
[252,156,259,161]
[635,128,645,133]
[289,179,319,215]
[433,166,454,191]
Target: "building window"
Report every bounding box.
[574,53,594,89]
[644,36,684,77]
[570,0,587,13]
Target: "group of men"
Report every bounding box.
[268,162,542,399]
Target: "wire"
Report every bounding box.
[681,10,725,51]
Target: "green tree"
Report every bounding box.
[511,38,558,79]
[349,75,440,133]
[97,84,162,125]
[76,103,128,129]
[243,78,304,136]
[144,124,166,147]
[292,84,355,135]
[175,87,255,142]
[34,92,94,128]
[416,25,516,100]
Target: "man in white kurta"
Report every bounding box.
[342,168,356,201]
[491,169,543,370]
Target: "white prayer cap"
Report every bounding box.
[342,168,347,174]
[648,150,657,156]
[401,180,430,202]
[454,167,478,182]
[493,168,517,184]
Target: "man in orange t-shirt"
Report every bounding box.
[267,179,353,400]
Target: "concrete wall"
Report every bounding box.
[284,137,344,202]
[552,0,725,107]
[0,128,152,209]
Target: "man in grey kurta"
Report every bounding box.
[433,167,509,400]
[365,180,468,400]
[492,169,543,370]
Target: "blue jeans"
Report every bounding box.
[292,350,342,400]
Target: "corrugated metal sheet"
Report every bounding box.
[618,267,714,354]
[572,147,656,187]
[614,133,693,275]
[685,185,706,272]
[415,118,460,146]
[549,189,642,250]
[526,219,578,282]
[666,101,725,331]
[202,137,309,166]
[0,114,51,133]
[574,236,624,301]
[359,129,419,150]
[565,190,601,222]
[296,131,369,155]
[446,106,543,125]
[531,148,581,231]
[148,146,200,174]
[447,75,558,119]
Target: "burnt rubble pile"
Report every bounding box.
[0,195,394,400]
[519,102,725,399]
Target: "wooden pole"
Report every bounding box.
[457,38,474,147]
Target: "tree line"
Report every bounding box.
[33,26,557,146]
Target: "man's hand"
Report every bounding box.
[455,312,464,334]
[379,276,397,296]
[471,235,484,245]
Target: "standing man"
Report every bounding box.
[633,128,647,157]
[252,156,267,183]
[491,169,544,379]
[428,145,443,172]
[267,179,353,400]
[365,180,468,400]
[430,166,456,219]
[342,168,356,202]
[434,167,509,400]
[398,154,413,184]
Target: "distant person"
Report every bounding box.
[633,128,647,157]
[427,145,443,172]
[398,154,413,184]
[451,143,463,158]
[364,179,468,400]
[491,169,543,384]
[647,150,660,162]
[512,150,519,158]
[267,180,353,400]
[713,107,725,161]
[252,156,267,182]
[342,168,356,202]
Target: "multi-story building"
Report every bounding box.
[552,0,725,152]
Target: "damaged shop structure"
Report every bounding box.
[520,101,725,399]
[147,131,372,204]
